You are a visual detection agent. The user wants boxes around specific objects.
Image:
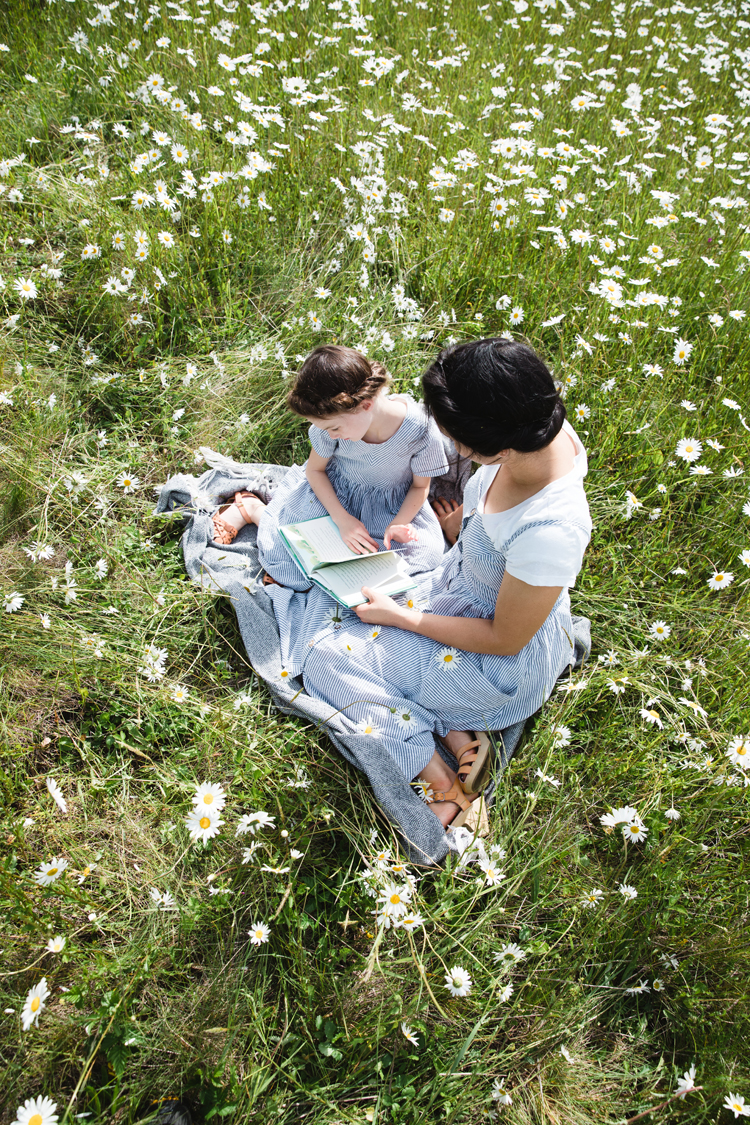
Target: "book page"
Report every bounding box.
[318,551,415,607]
[291,516,362,567]
[279,525,319,574]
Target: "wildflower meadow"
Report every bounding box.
[1,0,749,1120]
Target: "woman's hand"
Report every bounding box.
[431,497,463,545]
[354,586,410,627]
[384,523,418,549]
[334,513,379,554]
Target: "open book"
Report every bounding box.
[278,515,418,609]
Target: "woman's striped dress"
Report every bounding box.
[265,455,590,781]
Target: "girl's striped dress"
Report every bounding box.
[256,394,449,589]
[265,429,591,781]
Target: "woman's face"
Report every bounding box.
[447,434,510,467]
[307,399,374,442]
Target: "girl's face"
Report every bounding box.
[306,399,374,442]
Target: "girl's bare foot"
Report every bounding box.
[212,492,266,542]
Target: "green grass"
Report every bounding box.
[1,0,749,1120]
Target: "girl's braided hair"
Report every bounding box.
[287,345,391,418]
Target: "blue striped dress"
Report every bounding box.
[265,437,591,781]
[256,394,449,589]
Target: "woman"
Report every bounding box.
[258,338,592,832]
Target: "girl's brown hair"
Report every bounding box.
[286,345,391,418]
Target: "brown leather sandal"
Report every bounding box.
[211,491,263,545]
[438,734,493,793]
[430,779,480,829]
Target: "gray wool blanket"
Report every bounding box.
[155,445,591,866]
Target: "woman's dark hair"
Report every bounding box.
[287,345,391,418]
[422,338,565,457]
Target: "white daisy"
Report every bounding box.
[356,716,381,736]
[116,471,140,493]
[401,1022,419,1046]
[236,810,276,836]
[675,438,702,463]
[435,646,461,669]
[11,1095,59,1125]
[45,777,67,813]
[192,782,226,813]
[707,570,734,590]
[444,965,472,997]
[397,911,424,933]
[184,807,223,842]
[33,858,68,886]
[45,935,65,953]
[248,921,270,946]
[21,978,50,1030]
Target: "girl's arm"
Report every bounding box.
[383,476,430,548]
[354,571,563,657]
[305,449,379,554]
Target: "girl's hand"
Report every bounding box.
[384,523,418,549]
[334,514,379,554]
[355,586,408,627]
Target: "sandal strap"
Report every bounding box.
[234,491,258,526]
[212,515,238,544]
[455,740,481,770]
[431,782,473,812]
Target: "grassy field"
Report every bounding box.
[1,0,749,1120]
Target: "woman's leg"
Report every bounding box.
[413,733,479,828]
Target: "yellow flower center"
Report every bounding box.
[444,654,453,663]
[200,816,211,829]
[48,868,58,877]
[630,825,639,834]
[29,1115,43,1125]
[716,574,724,582]
[203,794,214,805]
[364,725,373,734]
[255,930,263,939]
[389,893,401,905]
[280,670,289,678]
[83,867,90,876]
[31,998,40,1012]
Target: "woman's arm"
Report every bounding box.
[383,476,430,548]
[355,571,563,656]
[305,450,378,554]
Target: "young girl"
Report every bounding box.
[212,345,450,589]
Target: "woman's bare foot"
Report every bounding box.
[413,745,478,829]
[430,497,462,545]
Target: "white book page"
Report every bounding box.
[292,516,362,567]
[318,552,412,607]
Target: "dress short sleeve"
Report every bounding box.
[410,416,452,478]
[505,521,590,588]
[308,424,337,460]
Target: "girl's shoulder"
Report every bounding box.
[389,393,430,433]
